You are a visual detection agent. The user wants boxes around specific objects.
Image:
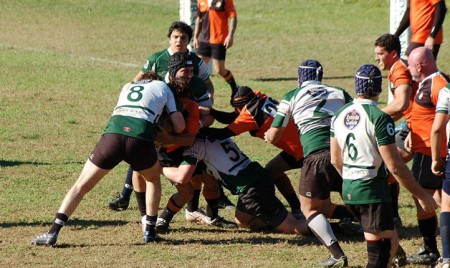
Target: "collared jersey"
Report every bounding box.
[197,0,237,45]
[388,59,417,123]
[182,136,262,194]
[331,99,394,204]
[227,91,303,160]
[272,81,353,157]
[141,48,210,81]
[410,71,449,156]
[103,80,179,142]
[410,0,444,44]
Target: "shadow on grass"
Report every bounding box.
[0,219,128,228]
[0,159,85,167]
[0,159,51,167]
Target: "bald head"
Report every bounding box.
[407,47,438,82]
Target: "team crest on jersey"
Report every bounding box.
[344,110,360,130]
[347,193,352,200]
[123,127,131,132]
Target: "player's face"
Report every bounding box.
[374,46,396,71]
[169,30,190,53]
[175,66,193,81]
[407,60,421,82]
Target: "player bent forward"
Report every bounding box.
[31,72,188,245]
[330,64,437,268]
[163,134,310,235]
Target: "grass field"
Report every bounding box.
[1,0,450,267]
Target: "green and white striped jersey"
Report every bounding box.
[103,80,179,142]
[272,81,352,156]
[331,99,395,204]
[436,84,450,114]
[182,136,262,195]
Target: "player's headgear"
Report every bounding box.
[230,86,256,109]
[298,59,323,86]
[354,64,382,97]
[168,52,194,79]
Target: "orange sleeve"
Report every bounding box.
[227,107,258,135]
[226,0,237,18]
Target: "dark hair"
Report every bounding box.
[140,71,162,81]
[167,21,193,42]
[167,77,192,100]
[374,34,401,57]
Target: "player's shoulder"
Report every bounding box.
[148,49,169,61]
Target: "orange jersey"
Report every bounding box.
[197,0,237,45]
[226,91,304,160]
[166,100,200,152]
[410,72,448,156]
[388,59,417,123]
[410,0,443,44]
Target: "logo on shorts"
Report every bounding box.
[306,192,312,197]
[123,127,131,132]
[344,110,360,130]
[347,193,352,200]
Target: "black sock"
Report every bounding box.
[186,189,201,212]
[367,239,391,268]
[120,167,134,199]
[49,213,69,234]
[135,191,146,217]
[145,215,157,234]
[159,207,176,222]
[418,216,439,253]
[205,198,219,219]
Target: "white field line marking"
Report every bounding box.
[0,43,139,68]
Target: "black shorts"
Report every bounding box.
[299,150,342,199]
[158,147,205,176]
[89,133,157,171]
[196,42,227,60]
[279,151,304,169]
[158,147,184,167]
[412,153,444,190]
[443,157,450,195]
[236,170,288,228]
[346,202,394,233]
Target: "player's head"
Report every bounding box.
[230,86,256,110]
[168,52,194,80]
[298,59,323,86]
[168,21,193,41]
[408,47,437,82]
[374,34,401,57]
[140,71,162,81]
[374,34,401,71]
[167,21,192,52]
[354,64,382,97]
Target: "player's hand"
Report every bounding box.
[224,36,234,49]
[198,106,211,116]
[431,159,445,176]
[417,193,439,213]
[404,132,412,153]
[425,36,435,51]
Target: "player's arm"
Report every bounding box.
[169,112,185,134]
[430,0,447,39]
[209,108,239,124]
[379,143,437,212]
[381,84,412,121]
[430,112,449,175]
[265,99,291,144]
[193,14,202,50]
[224,17,237,49]
[200,127,236,140]
[393,0,410,38]
[163,162,197,185]
[330,137,343,176]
